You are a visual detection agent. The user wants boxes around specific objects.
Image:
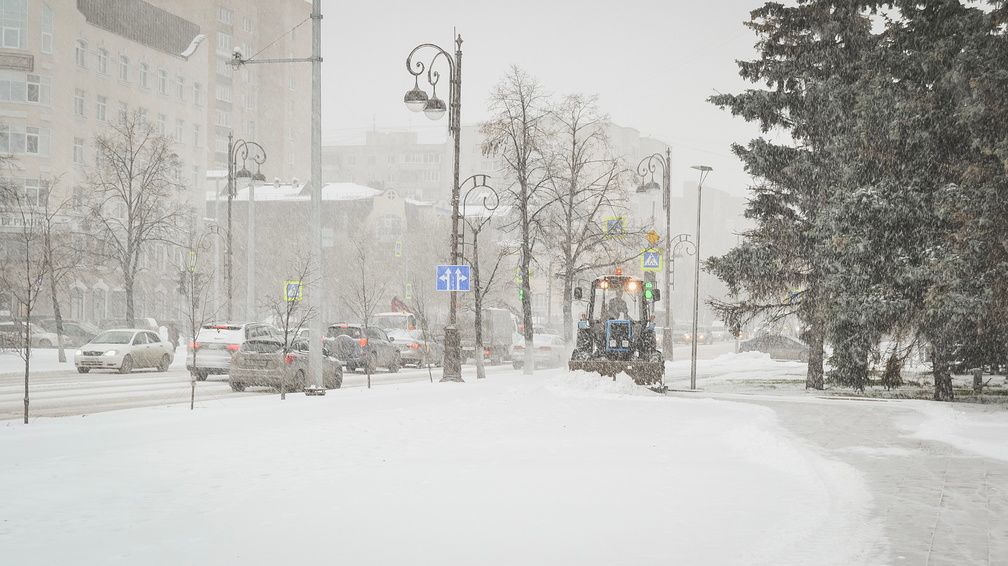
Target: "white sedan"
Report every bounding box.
[74,329,175,374]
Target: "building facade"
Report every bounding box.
[147,0,311,183]
[322,130,451,202]
[0,0,208,324]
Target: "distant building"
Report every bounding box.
[322,131,451,202]
[146,0,312,182]
[0,0,209,324]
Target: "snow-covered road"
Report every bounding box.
[0,368,886,565]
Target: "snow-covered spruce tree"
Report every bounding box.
[707,1,875,389]
[826,0,997,400]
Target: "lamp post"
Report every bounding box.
[404,34,464,382]
[689,165,712,390]
[460,174,498,381]
[637,148,673,360]
[667,233,696,361]
[225,134,266,322]
[240,144,266,323]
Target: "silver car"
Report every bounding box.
[186,323,278,381]
[228,338,342,392]
[74,329,175,374]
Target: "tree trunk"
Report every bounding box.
[520,222,534,376]
[805,318,825,390]
[49,276,67,363]
[473,232,486,380]
[562,270,574,344]
[125,274,136,327]
[932,344,955,402]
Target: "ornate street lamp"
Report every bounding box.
[403,34,464,382]
[460,174,498,380]
[637,148,673,360]
[225,133,267,323]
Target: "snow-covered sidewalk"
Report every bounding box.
[0,369,886,565]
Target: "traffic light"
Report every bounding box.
[644,279,654,301]
[518,288,525,302]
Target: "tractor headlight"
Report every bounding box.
[609,339,616,347]
[622,340,629,347]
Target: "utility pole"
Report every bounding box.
[689,165,712,390]
[246,176,256,322]
[306,0,324,393]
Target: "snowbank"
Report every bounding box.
[666,351,808,385]
[0,368,885,565]
[0,346,187,377]
[903,400,1008,463]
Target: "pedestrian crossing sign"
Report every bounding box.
[605,216,625,236]
[284,280,303,302]
[641,249,662,272]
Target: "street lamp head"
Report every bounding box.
[691,165,713,172]
[637,180,661,193]
[252,171,267,182]
[423,95,447,121]
[235,166,252,179]
[404,84,429,113]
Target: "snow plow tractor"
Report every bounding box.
[568,269,665,388]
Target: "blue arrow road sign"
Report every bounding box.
[641,249,662,272]
[436,265,471,292]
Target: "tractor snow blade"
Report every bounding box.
[568,359,665,386]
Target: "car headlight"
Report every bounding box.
[75,350,83,356]
[103,350,117,357]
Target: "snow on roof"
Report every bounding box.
[215,182,384,203]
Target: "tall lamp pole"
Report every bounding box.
[230,0,325,393]
[226,134,266,321]
[689,165,712,390]
[667,233,696,361]
[637,148,672,360]
[403,34,464,382]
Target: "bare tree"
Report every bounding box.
[544,94,637,343]
[177,226,221,409]
[86,109,186,326]
[407,273,437,383]
[0,174,48,424]
[342,239,392,389]
[39,184,83,363]
[481,66,555,375]
[266,256,316,400]
[462,210,511,380]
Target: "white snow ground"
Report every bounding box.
[0,367,886,565]
[902,400,1008,463]
[0,346,188,376]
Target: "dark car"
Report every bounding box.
[739,333,810,362]
[327,323,401,373]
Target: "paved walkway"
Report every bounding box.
[682,391,1007,565]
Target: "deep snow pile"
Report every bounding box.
[903,400,1008,463]
[0,368,886,565]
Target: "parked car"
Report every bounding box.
[35,319,99,348]
[511,333,568,369]
[327,323,401,373]
[228,337,342,392]
[739,333,810,362]
[0,321,68,348]
[187,322,279,381]
[459,307,519,364]
[74,329,175,373]
[387,328,443,368]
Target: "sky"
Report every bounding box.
[320,0,768,197]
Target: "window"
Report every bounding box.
[175,119,183,143]
[73,138,84,164]
[1,0,26,49]
[119,55,129,81]
[0,124,49,155]
[75,40,87,67]
[158,69,167,95]
[156,113,166,135]
[139,63,149,89]
[26,73,49,104]
[175,75,184,100]
[74,88,85,116]
[118,101,128,123]
[23,179,50,207]
[245,120,254,138]
[216,57,232,76]
[25,126,43,154]
[192,81,203,105]
[193,124,201,147]
[245,93,254,110]
[217,32,231,53]
[41,4,52,53]
[97,48,108,74]
[215,84,231,102]
[215,109,229,127]
[215,135,227,153]
[96,95,107,121]
[217,6,232,25]
[242,17,252,33]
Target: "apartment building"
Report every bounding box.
[0,0,208,323]
[322,131,451,202]
[147,0,311,183]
